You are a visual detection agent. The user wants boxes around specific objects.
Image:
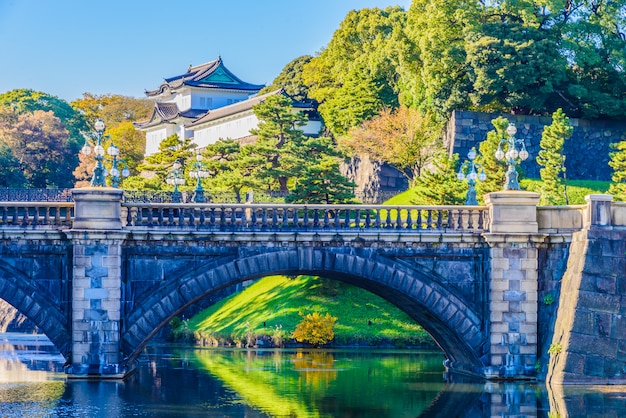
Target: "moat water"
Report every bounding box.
[0,332,624,417]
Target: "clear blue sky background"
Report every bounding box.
[0,0,410,102]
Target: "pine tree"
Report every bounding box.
[249,94,307,192]
[609,141,626,201]
[125,134,195,190]
[537,109,572,205]
[413,151,466,205]
[475,117,509,197]
[284,136,356,204]
[203,139,263,202]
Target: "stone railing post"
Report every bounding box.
[66,188,128,378]
[583,194,613,228]
[483,191,543,379]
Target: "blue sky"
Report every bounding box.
[0,0,410,102]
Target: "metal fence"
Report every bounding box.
[0,188,402,204]
[0,188,74,202]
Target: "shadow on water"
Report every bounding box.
[1,333,626,417]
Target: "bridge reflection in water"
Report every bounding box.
[0,333,625,417]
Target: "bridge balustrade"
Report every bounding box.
[122,203,489,232]
[0,202,74,227]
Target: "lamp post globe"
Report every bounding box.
[495,122,530,191]
[190,153,209,203]
[80,119,129,188]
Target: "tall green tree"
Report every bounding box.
[260,55,314,102]
[302,7,405,136]
[398,0,626,119]
[249,94,308,192]
[465,19,567,115]
[125,134,195,190]
[283,136,356,204]
[475,117,510,196]
[401,0,477,119]
[561,0,626,119]
[202,138,263,202]
[537,109,572,205]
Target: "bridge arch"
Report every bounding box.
[122,248,488,375]
[0,261,71,358]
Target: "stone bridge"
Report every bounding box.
[0,189,625,384]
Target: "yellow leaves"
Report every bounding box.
[292,312,338,347]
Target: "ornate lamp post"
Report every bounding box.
[81,119,129,187]
[166,161,185,203]
[457,147,487,205]
[106,143,131,188]
[495,122,529,191]
[189,153,209,203]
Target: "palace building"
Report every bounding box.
[135,56,322,155]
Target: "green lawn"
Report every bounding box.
[183,275,433,348]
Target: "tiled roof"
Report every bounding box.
[187,89,315,129]
[133,102,208,129]
[145,56,264,97]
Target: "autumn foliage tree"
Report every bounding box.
[292,312,338,347]
[0,107,76,188]
[341,106,442,186]
[71,93,151,186]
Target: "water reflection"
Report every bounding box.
[0,333,626,417]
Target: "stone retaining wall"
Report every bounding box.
[446,110,626,181]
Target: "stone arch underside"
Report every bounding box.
[0,262,71,359]
[121,248,488,375]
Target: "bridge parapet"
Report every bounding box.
[0,202,73,227]
[121,203,489,232]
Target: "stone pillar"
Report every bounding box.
[583,194,612,228]
[66,188,128,378]
[483,191,543,379]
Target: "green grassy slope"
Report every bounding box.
[186,275,433,347]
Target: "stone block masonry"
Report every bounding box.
[67,231,127,377]
[483,191,542,379]
[548,226,626,384]
[547,195,626,384]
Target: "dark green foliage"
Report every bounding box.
[537,109,573,205]
[307,1,626,127]
[203,138,263,202]
[302,7,405,136]
[0,142,26,187]
[412,151,466,205]
[284,136,356,204]
[129,134,196,191]
[260,55,313,102]
[475,117,510,196]
[250,94,308,191]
